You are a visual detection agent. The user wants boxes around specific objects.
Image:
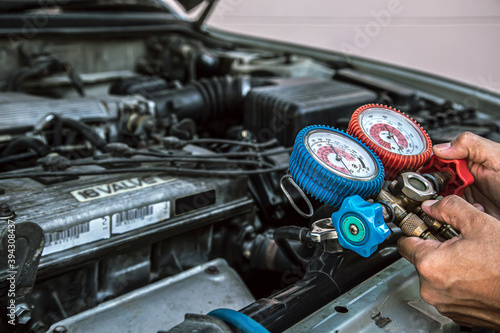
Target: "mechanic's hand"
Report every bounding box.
[398,196,500,329]
[433,132,500,219]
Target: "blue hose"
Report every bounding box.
[208,308,270,333]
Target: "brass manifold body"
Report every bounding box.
[375,171,459,241]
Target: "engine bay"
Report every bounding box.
[1,17,500,333]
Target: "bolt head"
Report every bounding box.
[0,202,12,217]
[15,304,31,325]
[54,326,68,333]
[349,224,359,235]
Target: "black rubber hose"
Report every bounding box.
[249,235,312,272]
[241,228,403,332]
[273,226,309,267]
[0,136,48,157]
[153,76,270,123]
[49,116,109,153]
[241,253,344,332]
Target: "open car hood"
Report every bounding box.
[0,0,173,13]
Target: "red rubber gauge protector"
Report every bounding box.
[348,104,433,180]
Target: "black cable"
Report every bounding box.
[63,62,86,97]
[5,51,86,96]
[184,138,279,149]
[0,137,48,157]
[273,226,310,267]
[60,117,108,153]
[6,67,40,91]
[139,147,292,159]
[0,151,39,166]
[41,115,108,153]
[0,165,288,180]
[72,157,276,169]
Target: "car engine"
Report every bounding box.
[1,7,500,333]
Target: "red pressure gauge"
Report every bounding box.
[348,104,433,180]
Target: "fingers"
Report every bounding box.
[421,196,486,235]
[397,236,439,266]
[433,132,494,165]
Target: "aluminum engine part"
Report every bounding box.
[0,92,153,135]
[285,259,458,333]
[0,159,254,327]
[47,258,255,333]
[1,164,252,269]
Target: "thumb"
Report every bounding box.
[433,132,494,166]
[421,195,487,235]
[397,235,440,266]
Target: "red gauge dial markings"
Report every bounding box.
[317,146,352,174]
[368,123,408,152]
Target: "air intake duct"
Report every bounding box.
[152,76,265,123]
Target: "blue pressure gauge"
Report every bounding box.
[289,125,384,207]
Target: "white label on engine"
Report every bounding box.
[42,216,111,256]
[111,201,171,234]
[70,175,176,202]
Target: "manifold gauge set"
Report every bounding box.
[287,104,474,257]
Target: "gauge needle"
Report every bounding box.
[385,124,403,152]
[330,145,352,175]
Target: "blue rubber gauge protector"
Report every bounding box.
[289,125,384,207]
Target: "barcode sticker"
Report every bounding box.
[111,201,171,234]
[42,216,110,256]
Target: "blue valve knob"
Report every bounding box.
[331,195,391,257]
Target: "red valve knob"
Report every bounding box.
[348,104,433,180]
[419,156,475,197]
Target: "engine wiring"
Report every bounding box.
[0,164,289,180]
[72,156,277,169]
[182,138,280,149]
[0,139,291,179]
[137,147,292,159]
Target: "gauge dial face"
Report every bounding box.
[359,108,427,155]
[305,129,378,181]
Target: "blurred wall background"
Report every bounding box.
[206,0,500,94]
